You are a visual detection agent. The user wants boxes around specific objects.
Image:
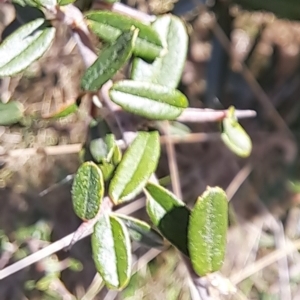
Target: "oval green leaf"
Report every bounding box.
[81,29,138,91]
[109,80,188,120]
[0,19,56,77]
[109,131,160,204]
[0,101,24,125]
[188,186,228,276]
[221,106,252,157]
[71,162,104,220]
[114,214,164,248]
[145,182,190,256]
[92,214,131,290]
[131,15,188,88]
[85,11,164,61]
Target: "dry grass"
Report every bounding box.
[2,2,300,299]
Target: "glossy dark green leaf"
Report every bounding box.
[131,15,188,88]
[188,187,228,276]
[81,29,138,91]
[71,162,104,220]
[109,80,188,120]
[114,214,164,248]
[0,19,56,77]
[145,182,190,256]
[42,102,78,119]
[0,101,24,125]
[109,131,160,204]
[92,214,131,290]
[221,106,252,157]
[85,11,164,61]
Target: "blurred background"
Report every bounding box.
[1,0,300,299]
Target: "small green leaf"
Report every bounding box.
[99,161,116,181]
[90,138,110,164]
[112,141,122,165]
[81,28,138,91]
[42,102,78,119]
[188,187,228,276]
[58,0,75,5]
[221,106,252,157]
[109,80,188,120]
[109,131,160,204]
[0,101,24,125]
[0,19,56,77]
[131,15,188,88]
[145,182,190,256]
[114,214,164,248]
[71,162,104,220]
[90,134,120,164]
[85,11,164,61]
[36,275,56,291]
[92,214,131,290]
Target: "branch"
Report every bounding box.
[177,108,256,123]
[0,197,146,280]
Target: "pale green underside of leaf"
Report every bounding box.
[0,19,56,77]
[109,80,188,120]
[221,118,252,157]
[188,187,228,276]
[109,131,160,204]
[131,15,188,88]
[92,214,131,290]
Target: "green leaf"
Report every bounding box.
[131,15,188,88]
[92,214,131,290]
[35,0,56,6]
[81,28,138,91]
[188,187,228,276]
[109,131,160,204]
[71,162,104,220]
[14,0,57,7]
[36,275,57,291]
[114,214,164,248]
[221,106,252,157]
[0,19,56,77]
[145,182,190,256]
[42,102,78,119]
[85,11,164,61]
[58,0,75,5]
[89,134,121,178]
[99,161,116,181]
[109,80,188,120]
[0,101,24,125]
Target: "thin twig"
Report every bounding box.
[0,195,146,280]
[212,20,291,135]
[177,108,256,123]
[162,121,182,199]
[230,239,300,285]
